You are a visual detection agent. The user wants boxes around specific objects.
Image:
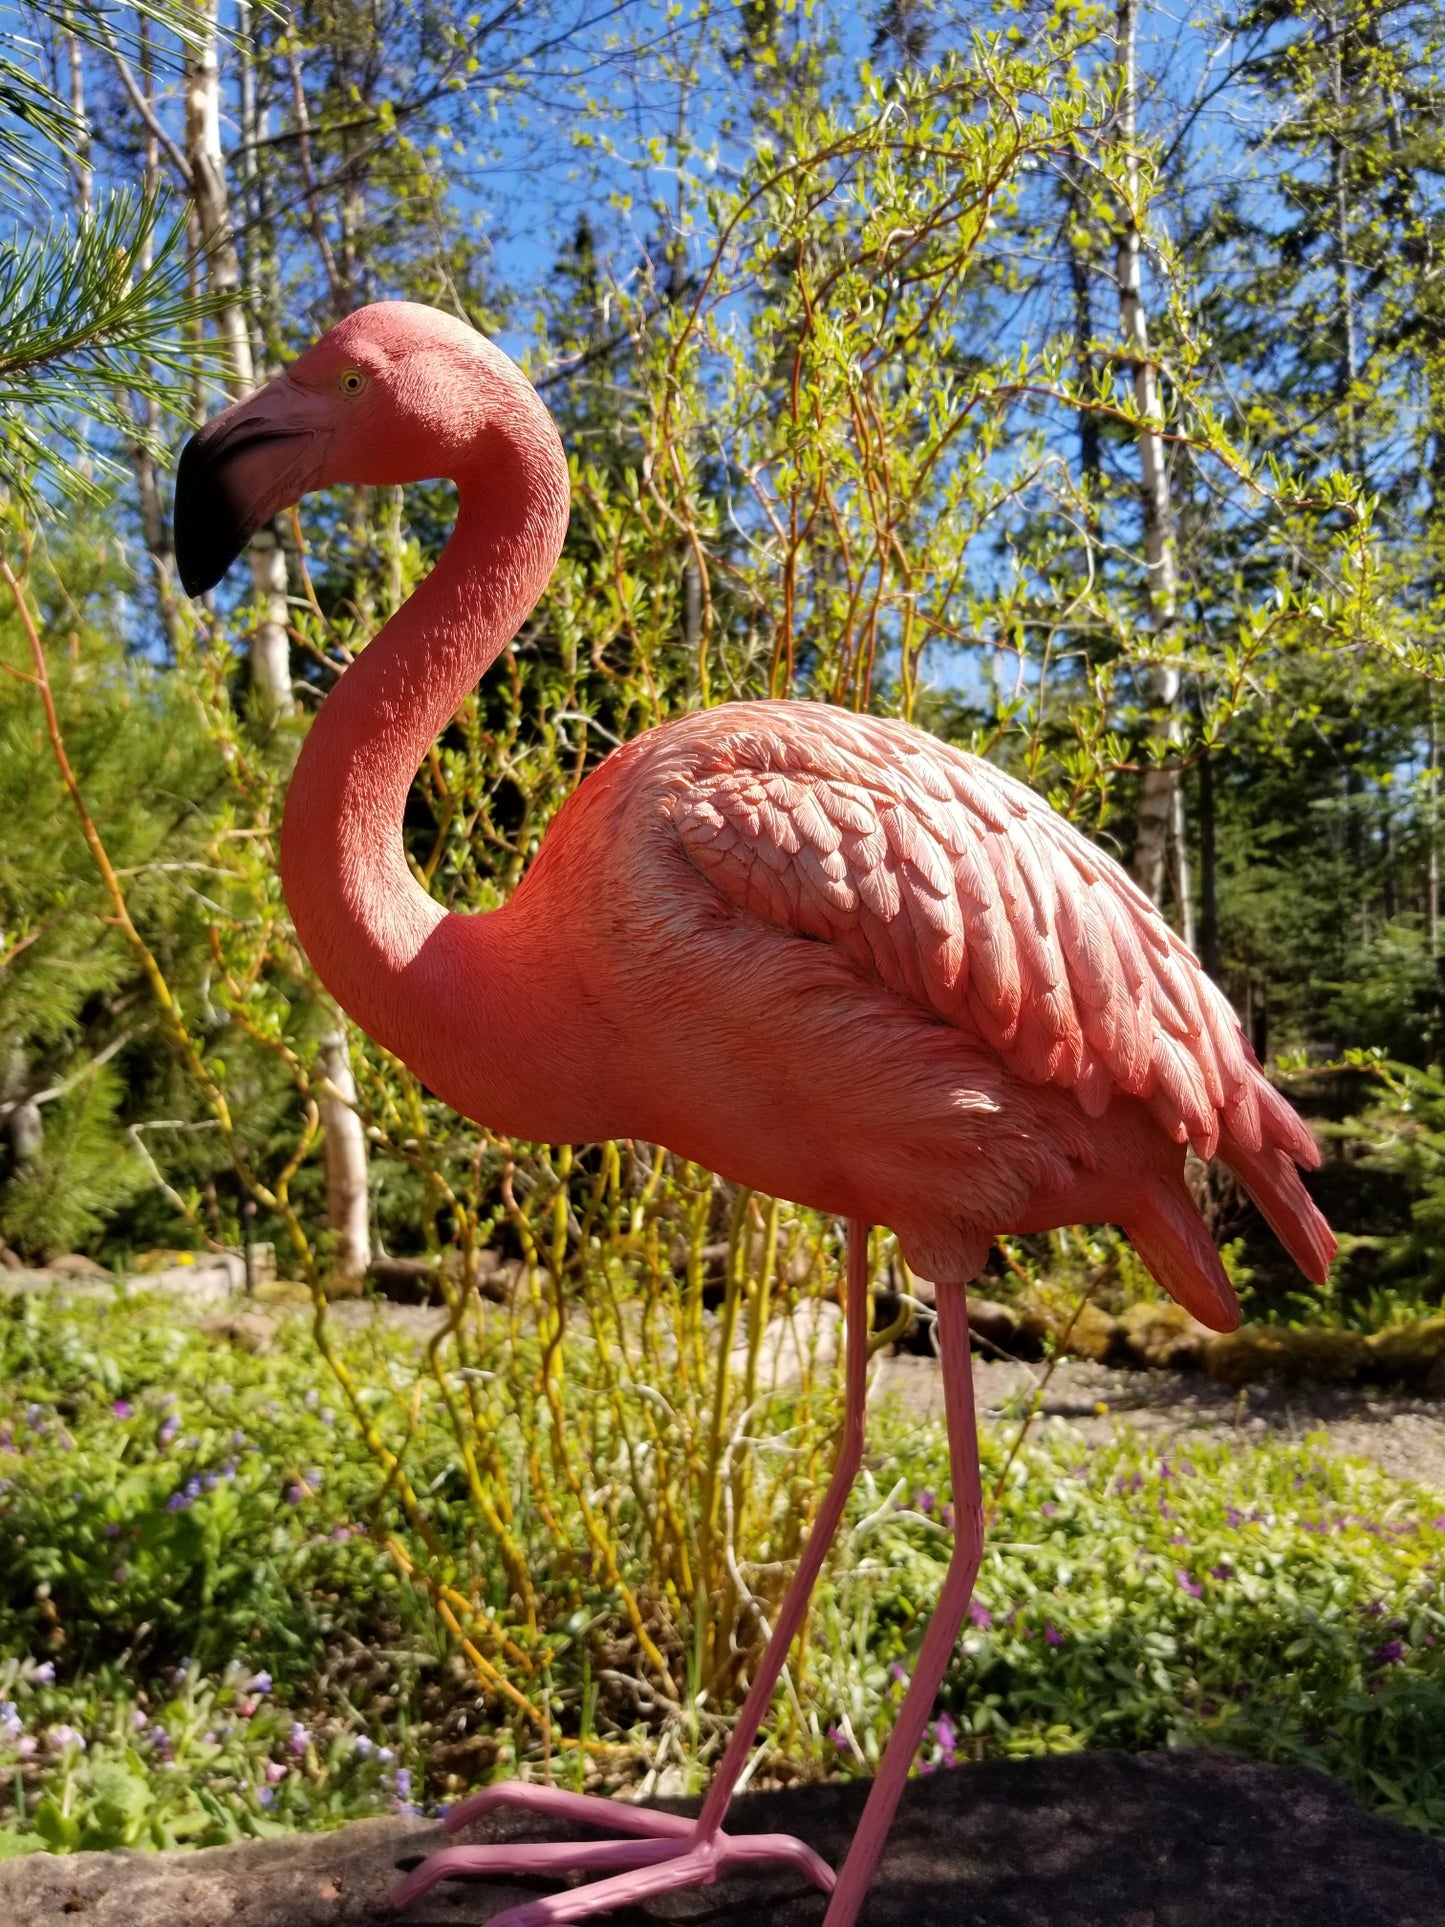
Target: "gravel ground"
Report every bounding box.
[872,1350,1445,1494]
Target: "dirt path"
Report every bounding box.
[872,1350,1445,1494]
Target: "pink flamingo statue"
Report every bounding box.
[174,302,1334,1927]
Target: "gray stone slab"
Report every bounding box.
[2,1749,1444,1926]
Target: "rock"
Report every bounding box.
[369,1250,516,1306]
[195,1310,278,1354]
[5,1750,1444,1925]
[963,1294,1016,1349]
[730,1296,841,1390]
[1205,1324,1369,1388]
[45,1253,110,1277]
[963,1295,1050,1361]
[1367,1315,1445,1388]
[1065,1301,1123,1364]
[1282,1328,1371,1384]
[129,1247,203,1273]
[120,1247,274,1299]
[1118,1301,1212,1371]
[1204,1327,1288,1386]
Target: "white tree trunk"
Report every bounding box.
[183,0,293,720]
[183,3,252,394]
[2,1044,42,1168]
[320,1029,371,1291]
[1115,0,1187,926]
[247,525,292,717]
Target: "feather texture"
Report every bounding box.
[659,702,1327,1277]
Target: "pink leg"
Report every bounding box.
[392,1219,873,1919]
[692,1214,872,1839]
[822,1280,982,1925]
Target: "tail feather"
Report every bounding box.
[1219,1130,1336,1285]
[1125,1182,1240,1334]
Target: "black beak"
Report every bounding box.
[173,414,315,598]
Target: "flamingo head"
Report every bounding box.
[174,301,547,597]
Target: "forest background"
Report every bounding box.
[4,0,1445,1862]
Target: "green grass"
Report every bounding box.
[2,1286,1444,1853]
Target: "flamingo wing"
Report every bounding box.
[665,703,1333,1284]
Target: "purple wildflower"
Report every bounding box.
[30,1661,55,1684]
[354,1734,373,1758]
[1045,1622,1064,1646]
[250,1671,273,1694]
[1375,1640,1405,1667]
[289,1721,311,1756]
[1175,1569,1203,1598]
[265,1760,288,1784]
[284,1483,304,1505]
[966,1600,992,1629]
[111,1400,133,1420]
[257,1786,274,1808]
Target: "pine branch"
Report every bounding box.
[0,188,226,511]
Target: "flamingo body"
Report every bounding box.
[173,301,1335,1927]
[415,697,1323,1324]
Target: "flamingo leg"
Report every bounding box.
[822,1279,982,1925]
[391,1219,873,1920]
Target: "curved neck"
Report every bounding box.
[280,415,569,1091]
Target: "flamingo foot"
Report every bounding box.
[391,1787,835,1923]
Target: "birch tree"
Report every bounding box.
[318,1029,370,1287]
[1114,0,1192,943]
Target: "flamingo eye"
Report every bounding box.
[338,368,367,396]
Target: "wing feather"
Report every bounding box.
[666,705,1307,1176]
